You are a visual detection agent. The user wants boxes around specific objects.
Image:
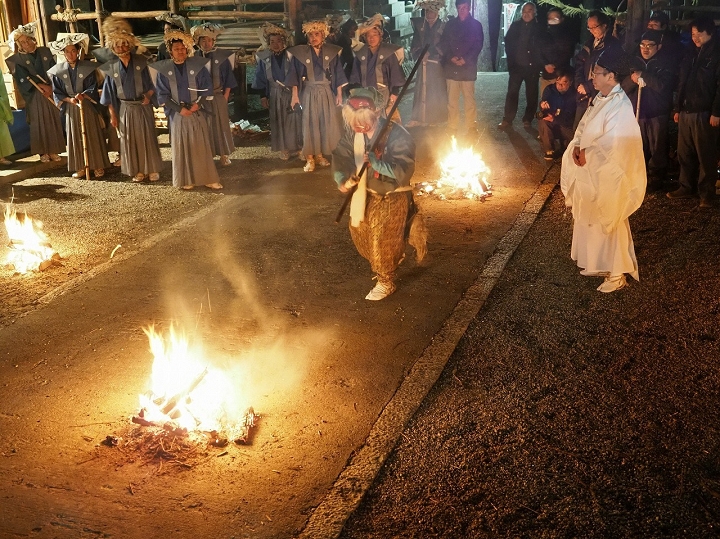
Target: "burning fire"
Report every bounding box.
[418,137,492,200]
[3,204,59,273]
[136,324,254,444]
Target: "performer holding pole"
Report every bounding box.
[48,33,111,179]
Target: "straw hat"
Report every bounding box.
[357,14,385,38]
[105,30,141,51]
[301,20,329,38]
[191,23,224,43]
[416,0,445,12]
[163,30,195,55]
[49,33,90,55]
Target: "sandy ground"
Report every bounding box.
[340,174,720,537]
[0,74,552,538]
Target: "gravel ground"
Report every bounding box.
[340,173,720,538]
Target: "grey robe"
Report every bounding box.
[197,48,236,157]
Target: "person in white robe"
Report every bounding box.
[560,48,647,293]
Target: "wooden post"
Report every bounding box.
[96,0,105,47]
[169,0,179,16]
[624,0,652,51]
[288,0,301,34]
[64,0,78,33]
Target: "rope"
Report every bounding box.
[55,7,83,23]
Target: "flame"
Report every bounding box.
[437,137,492,199]
[139,325,248,437]
[3,205,58,273]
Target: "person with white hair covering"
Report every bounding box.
[99,29,162,183]
[349,14,406,116]
[561,48,646,293]
[191,23,237,166]
[286,20,348,172]
[156,13,189,61]
[408,0,448,126]
[5,23,65,163]
[252,23,302,160]
[48,33,110,179]
[332,87,426,301]
[152,31,222,190]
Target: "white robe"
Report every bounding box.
[560,84,646,280]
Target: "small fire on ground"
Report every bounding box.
[417,136,492,201]
[132,324,255,448]
[3,204,61,273]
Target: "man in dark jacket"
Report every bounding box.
[539,8,576,97]
[646,11,686,68]
[574,10,622,128]
[537,69,576,159]
[667,16,720,209]
[438,0,484,136]
[621,29,675,189]
[499,2,542,129]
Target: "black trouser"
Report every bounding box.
[537,119,573,154]
[677,111,719,201]
[638,114,669,178]
[503,65,539,123]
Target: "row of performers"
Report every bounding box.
[5,21,235,189]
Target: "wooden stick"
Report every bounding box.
[27,78,60,109]
[78,99,91,180]
[186,11,285,20]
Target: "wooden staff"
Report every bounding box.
[28,77,61,109]
[335,44,430,223]
[78,99,91,180]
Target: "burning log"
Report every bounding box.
[160,367,208,416]
[3,205,61,273]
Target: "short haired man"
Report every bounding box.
[537,69,576,160]
[438,0,484,136]
[621,29,675,190]
[647,11,685,66]
[667,16,720,209]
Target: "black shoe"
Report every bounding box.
[666,187,694,199]
[497,120,511,130]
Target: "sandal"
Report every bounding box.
[132,173,145,182]
[206,183,223,190]
[94,169,105,178]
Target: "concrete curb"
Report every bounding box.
[296,179,558,539]
[0,155,66,185]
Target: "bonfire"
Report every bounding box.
[3,204,60,273]
[417,136,492,201]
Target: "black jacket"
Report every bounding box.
[540,23,576,79]
[675,37,720,116]
[504,18,543,71]
[574,32,622,103]
[621,52,675,119]
[438,15,484,81]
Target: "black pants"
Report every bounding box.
[537,119,573,154]
[503,66,539,123]
[638,114,669,178]
[677,111,719,201]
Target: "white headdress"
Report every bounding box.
[9,23,37,52]
[155,13,189,33]
[191,23,224,43]
[301,20,330,38]
[357,14,385,38]
[49,33,90,55]
[416,0,446,12]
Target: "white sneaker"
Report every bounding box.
[365,281,396,301]
[303,158,315,172]
[597,274,626,293]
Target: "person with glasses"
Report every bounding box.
[561,48,646,293]
[573,10,621,129]
[621,29,675,191]
[667,16,720,210]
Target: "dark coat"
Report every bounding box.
[504,18,543,72]
[675,37,720,116]
[540,23,576,79]
[438,15,484,81]
[574,31,622,103]
[621,52,675,119]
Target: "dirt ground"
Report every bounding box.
[339,177,720,538]
[0,74,550,538]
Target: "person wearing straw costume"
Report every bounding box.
[332,87,427,301]
[99,30,162,183]
[252,22,302,160]
[0,77,16,165]
[5,23,64,163]
[349,14,406,119]
[156,13,190,61]
[151,31,222,190]
[192,23,237,166]
[560,48,646,294]
[287,20,348,172]
[408,0,447,127]
[48,34,111,179]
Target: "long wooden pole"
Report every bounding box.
[78,99,91,180]
[181,0,284,6]
[186,11,285,20]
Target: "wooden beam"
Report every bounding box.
[96,0,105,46]
[51,12,103,21]
[181,0,284,6]
[111,10,175,18]
[64,0,77,33]
[186,11,285,20]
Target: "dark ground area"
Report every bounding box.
[340,175,720,538]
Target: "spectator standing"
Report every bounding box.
[287,20,348,172]
[252,23,302,160]
[99,30,162,183]
[408,0,448,127]
[621,30,675,190]
[153,31,223,190]
[5,23,64,163]
[537,69,576,160]
[647,11,686,67]
[48,34,111,179]
[438,0,483,136]
[539,8,576,97]
[561,49,646,293]
[192,23,238,167]
[667,16,720,210]
[499,2,542,129]
[573,10,622,128]
[350,14,406,115]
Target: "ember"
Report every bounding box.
[134,325,256,444]
[3,204,60,273]
[417,136,492,201]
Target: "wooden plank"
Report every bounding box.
[181,0,283,6]
[186,11,285,20]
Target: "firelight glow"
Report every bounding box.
[3,204,58,273]
[436,136,492,199]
